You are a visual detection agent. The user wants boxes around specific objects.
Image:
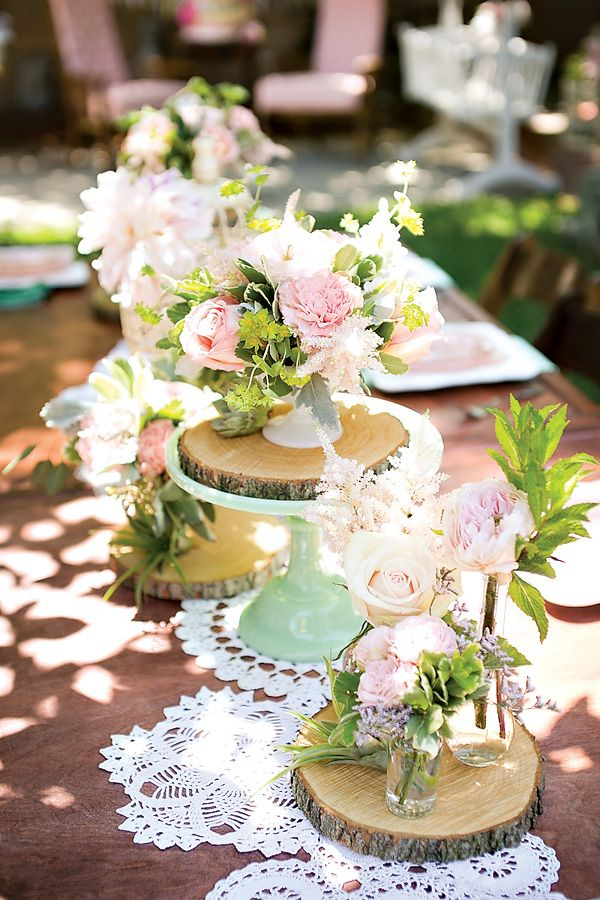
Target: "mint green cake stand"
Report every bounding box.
[166,403,443,664]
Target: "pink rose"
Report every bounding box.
[180,297,244,372]
[384,287,445,366]
[388,615,458,665]
[137,418,175,479]
[202,123,240,166]
[442,479,535,581]
[353,625,395,670]
[227,105,261,134]
[357,659,417,706]
[278,270,363,339]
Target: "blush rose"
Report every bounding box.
[442,479,534,581]
[384,287,444,366]
[180,297,244,372]
[388,615,458,665]
[357,658,417,706]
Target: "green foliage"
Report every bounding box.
[238,308,291,351]
[487,396,597,638]
[225,382,274,413]
[107,479,214,608]
[379,352,409,377]
[399,301,430,332]
[296,374,341,431]
[134,303,162,326]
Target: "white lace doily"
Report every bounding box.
[100,686,567,899]
[206,836,567,899]
[173,594,330,705]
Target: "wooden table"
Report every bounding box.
[1,285,600,899]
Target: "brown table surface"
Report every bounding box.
[1,286,600,900]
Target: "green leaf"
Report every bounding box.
[1,443,35,476]
[167,301,192,324]
[485,636,531,668]
[332,244,360,273]
[487,408,520,467]
[296,374,340,432]
[235,258,268,284]
[379,352,409,376]
[134,303,162,326]
[508,574,549,641]
[331,669,361,720]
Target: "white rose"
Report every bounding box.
[343,532,455,626]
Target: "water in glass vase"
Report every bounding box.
[446,699,514,767]
[386,740,442,818]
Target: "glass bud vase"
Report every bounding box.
[386,739,442,818]
[446,699,515,767]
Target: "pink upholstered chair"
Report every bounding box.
[253,0,387,149]
[48,0,184,139]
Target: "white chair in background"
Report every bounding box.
[397,2,559,195]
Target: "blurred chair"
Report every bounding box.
[47,0,185,141]
[535,283,600,383]
[479,234,585,318]
[398,2,558,195]
[253,0,387,154]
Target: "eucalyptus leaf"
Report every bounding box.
[296,374,340,432]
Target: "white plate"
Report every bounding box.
[369,321,556,393]
[0,260,90,290]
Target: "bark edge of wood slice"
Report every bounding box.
[111,508,288,601]
[291,706,544,863]
[179,399,409,501]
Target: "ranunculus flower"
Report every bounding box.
[180,297,244,372]
[388,615,457,665]
[344,532,456,626]
[357,658,417,706]
[384,287,445,366]
[353,625,395,670]
[441,479,534,582]
[278,270,363,338]
[137,418,175,478]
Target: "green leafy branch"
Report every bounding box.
[488,396,597,639]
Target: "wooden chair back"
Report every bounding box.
[479,235,585,318]
[47,0,129,86]
[535,284,600,384]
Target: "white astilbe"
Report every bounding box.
[304,417,446,555]
[297,315,384,395]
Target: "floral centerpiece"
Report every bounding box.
[160,162,444,443]
[119,77,289,181]
[40,355,215,605]
[277,398,595,815]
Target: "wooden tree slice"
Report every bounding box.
[179,399,409,500]
[112,508,288,601]
[291,706,544,863]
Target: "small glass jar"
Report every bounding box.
[386,739,443,818]
[446,699,514,767]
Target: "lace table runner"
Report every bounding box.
[174,594,330,707]
[100,686,567,899]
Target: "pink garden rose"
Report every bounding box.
[353,625,395,669]
[388,615,457,665]
[227,104,261,134]
[357,658,417,706]
[385,287,444,366]
[137,418,175,479]
[278,270,363,339]
[180,297,244,372]
[344,532,458,626]
[121,110,176,174]
[201,124,240,166]
[442,479,535,581]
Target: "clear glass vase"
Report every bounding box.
[386,739,442,818]
[446,699,514,767]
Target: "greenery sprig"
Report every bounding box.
[488,396,597,639]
